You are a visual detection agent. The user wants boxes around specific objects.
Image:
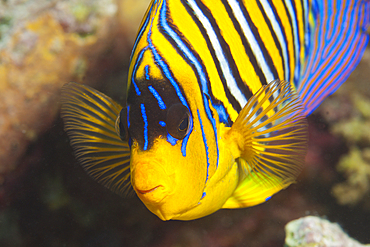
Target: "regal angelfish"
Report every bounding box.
[61,0,370,220]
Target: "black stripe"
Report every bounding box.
[158,1,232,125]
[290,0,301,60]
[299,0,309,57]
[281,0,297,73]
[221,0,269,89]
[256,0,285,78]
[195,0,254,106]
[236,0,280,82]
[181,0,242,112]
[266,0,291,80]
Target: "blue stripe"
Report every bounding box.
[285,0,301,83]
[145,65,150,80]
[148,85,167,110]
[127,105,130,129]
[213,103,229,125]
[147,11,188,108]
[181,115,192,157]
[130,1,156,61]
[301,1,353,104]
[159,1,219,166]
[197,109,210,184]
[132,47,149,96]
[140,104,149,150]
[147,2,195,157]
[201,192,206,200]
[167,133,178,146]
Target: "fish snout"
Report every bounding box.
[132,162,171,204]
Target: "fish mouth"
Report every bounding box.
[136,185,163,195]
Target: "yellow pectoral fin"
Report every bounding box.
[61,82,132,196]
[222,163,289,208]
[223,80,308,208]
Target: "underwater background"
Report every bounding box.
[0,0,370,246]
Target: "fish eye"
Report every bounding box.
[115,107,129,142]
[166,103,191,140]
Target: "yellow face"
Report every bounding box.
[130,136,206,220]
[128,115,240,221]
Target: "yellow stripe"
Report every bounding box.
[202,0,264,96]
[244,0,285,80]
[271,0,295,83]
[169,0,240,121]
[293,0,306,77]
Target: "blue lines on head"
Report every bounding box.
[147,3,193,157]
[132,47,149,96]
[130,0,157,61]
[140,104,149,150]
[145,65,150,80]
[127,105,131,129]
[197,109,210,189]
[158,1,219,165]
[167,133,178,146]
[148,85,167,110]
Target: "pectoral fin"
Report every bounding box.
[223,80,308,208]
[223,159,288,208]
[61,82,132,196]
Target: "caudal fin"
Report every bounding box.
[298,0,370,115]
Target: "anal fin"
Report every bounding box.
[223,159,288,208]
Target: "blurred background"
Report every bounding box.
[0,0,370,246]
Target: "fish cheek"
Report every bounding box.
[130,134,208,220]
[162,129,210,218]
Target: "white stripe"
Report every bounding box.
[227,0,274,83]
[260,0,290,80]
[285,0,300,81]
[187,0,248,107]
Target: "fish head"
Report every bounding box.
[116,47,226,220]
[118,90,222,220]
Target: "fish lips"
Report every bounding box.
[131,161,174,204]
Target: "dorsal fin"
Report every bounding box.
[298,0,370,115]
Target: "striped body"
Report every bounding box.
[129,0,309,129]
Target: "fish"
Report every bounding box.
[61,0,370,221]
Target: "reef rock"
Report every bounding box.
[0,0,149,186]
[285,216,370,247]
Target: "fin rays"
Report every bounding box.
[61,82,132,196]
[230,80,308,189]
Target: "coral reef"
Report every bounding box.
[317,49,370,207]
[285,216,370,247]
[0,0,148,195]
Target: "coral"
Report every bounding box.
[0,0,148,189]
[330,91,370,206]
[285,216,370,247]
[332,148,370,205]
[316,48,370,207]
